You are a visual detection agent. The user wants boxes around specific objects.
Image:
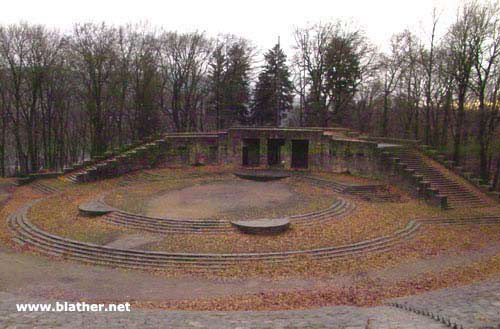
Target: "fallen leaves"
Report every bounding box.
[2,166,500,312]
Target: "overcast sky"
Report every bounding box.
[1,0,466,54]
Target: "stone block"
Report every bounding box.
[86,168,98,181]
[16,176,34,186]
[432,194,448,209]
[444,160,455,169]
[435,155,446,162]
[419,145,429,151]
[75,173,88,183]
[381,151,392,159]
[426,187,439,198]
[488,191,500,202]
[396,162,407,169]
[471,177,482,186]
[412,174,424,185]
[418,180,431,197]
[479,184,491,192]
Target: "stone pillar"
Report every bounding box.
[322,141,331,170]
[223,138,235,166]
[310,141,321,170]
[284,139,292,170]
[192,143,200,165]
[260,137,267,168]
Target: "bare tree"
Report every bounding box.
[469,1,500,181]
[422,8,440,145]
[379,36,404,136]
[293,21,375,126]
[70,23,117,156]
[445,1,482,164]
[158,31,212,132]
[0,24,65,173]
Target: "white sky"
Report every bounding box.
[1,0,466,55]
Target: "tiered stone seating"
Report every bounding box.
[10,200,500,271]
[29,182,60,195]
[98,197,355,234]
[297,175,399,202]
[7,201,422,270]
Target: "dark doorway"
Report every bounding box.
[291,140,309,169]
[242,139,260,166]
[267,139,285,166]
[208,146,218,164]
[178,146,190,164]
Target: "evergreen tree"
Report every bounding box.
[252,43,294,126]
[225,43,251,125]
[208,45,227,130]
[208,38,252,128]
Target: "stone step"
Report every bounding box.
[7,203,420,269]
[395,150,491,208]
[102,199,356,234]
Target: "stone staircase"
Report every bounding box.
[29,182,60,195]
[392,149,490,209]
[298,176,400,202]
[62,139,167,183]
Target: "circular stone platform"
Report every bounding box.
[145,179,296,219]
[100,174,344,231]
[231,218,291,234]
[233,169,291,181]
[78,201,115,217]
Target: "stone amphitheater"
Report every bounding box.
[1,127,500,329]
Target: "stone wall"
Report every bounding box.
[66,127,457,209]
[74,133,225,182]
[322,138,380,175]
[227,127,326,170]
[157,135,222,166]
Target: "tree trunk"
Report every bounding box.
[381,92,389,137]
[425,105,431,145]
[0,116,4,177]
[414,107,419,140]
[478,137,489,182]
[441,90,451,147]
[493,156,500,191]
[453,92,466,165]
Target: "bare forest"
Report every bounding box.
[0,1,499,191]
